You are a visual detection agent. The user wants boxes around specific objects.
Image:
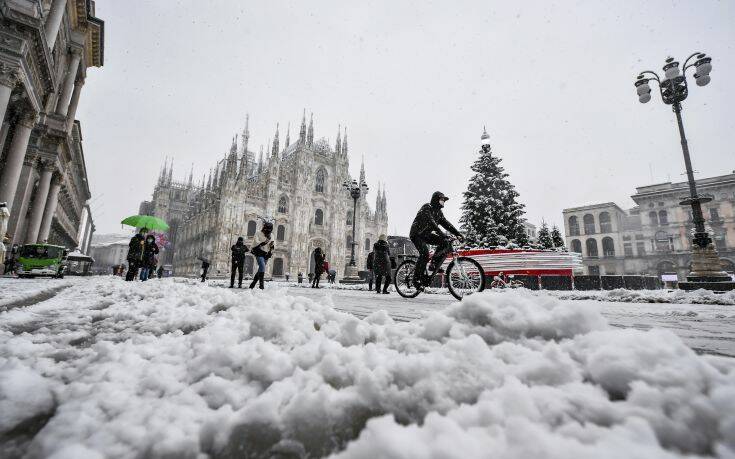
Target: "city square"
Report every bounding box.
[1,1,735,458]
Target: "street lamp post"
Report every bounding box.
[341,178,368,283]
[634,52,734,291]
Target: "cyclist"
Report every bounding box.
[409,191,463,288]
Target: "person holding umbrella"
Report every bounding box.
[125,228,147,281]
[120,215,169,282]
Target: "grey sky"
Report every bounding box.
[79,0,735,235]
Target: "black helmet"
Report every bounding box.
[262,222,274,232]
[237,236,244,243]
[431,191,449,207]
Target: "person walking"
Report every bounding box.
[329,268,336,284]
[230,236,249,288]
[311,247,325,288]
[0,202,9,275]
[249,222,274,289]
[366,249,375,291]
[140,234,159,281]
[197,255,210,282]
[373,234,393,294]
[298,272,304,284]
[157,265,164,279]
[125,229,146,281]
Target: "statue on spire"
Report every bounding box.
[299,109,306,144]
[241,114,250,154]
[342,126,348,156]
[285,122,290,148]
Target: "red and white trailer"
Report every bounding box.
[448,248,583,278]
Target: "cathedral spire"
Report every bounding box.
[299,109,306,144]
[188,163,193,187]
[375,182,381,213]
[167,158,173,185]
[258,145,264,174]
[342,126,348,156]
[241,114,250,154]
[285,122,290,148]
[359,155,365,184]
[206,168,212,190]
[272,123,280,158]
[335,125,342,156]
[307,112,314,147]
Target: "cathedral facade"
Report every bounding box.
[142,112,388,280]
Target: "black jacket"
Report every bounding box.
[410,203,461,239]
[313,250,325,274]
[231,242,248,263]
[372,240,392,277]
[127,234,145,262]
[143,240,159,267]
[366,252,374,270]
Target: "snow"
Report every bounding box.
[0,277,79,310]
[1,277,734,458]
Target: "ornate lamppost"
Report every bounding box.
[341,178,368,283]
[634,52,734,291]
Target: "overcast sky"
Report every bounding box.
[79,0,735,236]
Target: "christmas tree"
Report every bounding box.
[551,225,565,249]
[537,222,553,249]
[460,128,528,247]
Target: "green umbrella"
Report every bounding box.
[121,215,169,231]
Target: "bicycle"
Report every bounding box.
[489,273,524,289]
[394,239,486,300]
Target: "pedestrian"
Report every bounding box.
[323,259,330,282]
[308,272,313,284]
[157,265,164,279]
[366,249,375,291]
[140,234,159,281]
[125,228,146,281]
[285,272,290,282]
[0,202,9,275]
[311,247,325,288]
[329,268,336,284]
[298,272,304,284]
[249,221,274,289]
[230,236,249,288]
[373,234,392,294]
[197,255,210,282]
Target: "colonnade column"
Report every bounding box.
[38,175,62,242]
[44,0,67,50]
[55,50,81,117]
[65,79,84,131]
[25,163,55,244]
[76,204,88,245]
[0,70,17,125]
[0,112,37,212]
[84,223,94,254]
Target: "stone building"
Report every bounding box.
[563,172,735,279]
[0,0,103,255]
[142,113,389,279]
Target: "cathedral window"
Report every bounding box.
[365,238,371,251]
[277,225,285,241]
[247,220,257,237]
[346,210,353,226]
[315,168,326,192]
[278,196,288,214]
[346,235,353,249]
[314,209,324,225]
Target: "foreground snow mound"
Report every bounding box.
[0,279,733,458]
[553,288,735,305]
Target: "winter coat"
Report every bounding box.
[143,240,159,268]
[251,231,274,258]
[127,234,145,262]
[372,240,392,277]
[366,252,374,270]
[313,250,325,275]
[410,203,461,239]
[231,242,249,263]
[323,261,330,272]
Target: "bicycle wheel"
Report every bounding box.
[394,259,421,298]
[446,257,485,300]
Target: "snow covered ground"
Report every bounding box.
[1,277,734,458]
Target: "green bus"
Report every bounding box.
[15,243,68,278]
